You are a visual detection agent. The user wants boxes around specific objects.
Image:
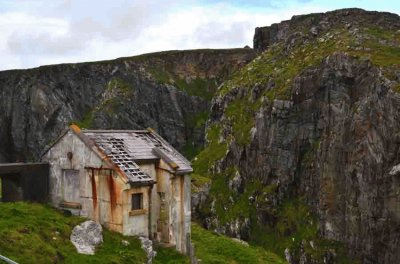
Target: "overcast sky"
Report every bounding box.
[1,0,399,71]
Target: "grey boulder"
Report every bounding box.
[70,220,103,255]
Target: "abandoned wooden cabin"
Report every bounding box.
[41,124,192,254]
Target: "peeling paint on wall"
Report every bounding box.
[42,129,192,254]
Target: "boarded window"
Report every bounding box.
[132,193,143,210]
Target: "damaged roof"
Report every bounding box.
[78,127,192,184]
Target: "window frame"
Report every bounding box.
[131,193,143,211]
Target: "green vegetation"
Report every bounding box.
[193,20,398,264]
[182,141,202,161]
[225,98,262,146]
[182,111,210,159]
[174,77,218,101]
[202,169,277,227]
[191,124,227,185]
[100,78,135,114]
[350,27,400,68]
[202,184,355,263]
[220,25,400,99]
[250,198,318,254]
[205,24,400,158]
[72,77,134,128]
[250,198,356,263]
[148,66,218,101]
[106,78,133,94]
[74,110,94,129]
[0,202,288,264]
[0,202,147,264]
[153,246,190,264]
[191,223,286,264]
[148,67,171,84]
[195,145,356,262]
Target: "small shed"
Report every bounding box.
[0,162,49,203]
[41,125,192,254]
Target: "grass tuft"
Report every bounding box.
[191,223,286,264]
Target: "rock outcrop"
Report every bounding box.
[195,8,400,264]
[70,220,103,255]
[254,8,400,53]
[139,236,156,264]
[0,49,255,162]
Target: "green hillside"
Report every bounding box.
[0,202,147,264]
[191,223,285,264]
[0,202,284,264]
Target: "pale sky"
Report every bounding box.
[0,0,399,71]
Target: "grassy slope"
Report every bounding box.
[0,203,283,264]
[0,202,147,264]
[191,223,286,264]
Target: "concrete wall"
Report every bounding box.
[123,186,150,237]
[43,130,105,206]
[140,159,191,254]
[42,130,151,236]
[83,168,130,234]
[183,172,191,254]
[43,130,191,254]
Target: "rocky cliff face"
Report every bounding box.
[0,48,255,162]
[195,9,400,263]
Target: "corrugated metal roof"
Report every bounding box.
[82,129,192,181]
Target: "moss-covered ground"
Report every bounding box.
[0,202,146,264]
[191,124,227,186]
[220,26,400,97]
[191,223,286,264]
[0,202,287,264]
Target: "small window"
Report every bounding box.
[132,193,143,210]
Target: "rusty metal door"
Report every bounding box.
[62,169,80,202]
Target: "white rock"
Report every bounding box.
[231,237,249,246]
[389,164,400,175]
[70,220,103,255]
[285,248,292,264]
[139,236,156,264]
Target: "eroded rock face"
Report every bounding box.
[204,52,400,262]
[0,49,255,162]
[198,8,400,263]
[70,220,103,255]
[254,8,400,53]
